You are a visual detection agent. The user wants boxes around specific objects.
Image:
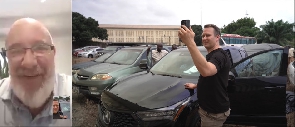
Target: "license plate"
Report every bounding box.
[73,86,79,93]
[91,92,100,95]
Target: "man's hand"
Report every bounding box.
[178,25,196,47]
[184,83,197,89]
[60,115,67,119]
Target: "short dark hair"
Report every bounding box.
[204,24,221,36]
[53,98,59,102]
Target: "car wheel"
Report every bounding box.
[88,54,93,58]
[185,107,201,127]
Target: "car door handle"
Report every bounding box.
[265,86,284,89]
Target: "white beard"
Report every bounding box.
[11,73,55,109]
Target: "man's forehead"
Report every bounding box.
[6,31,50,48]
[6,18,52,48]
[202,28,215,35]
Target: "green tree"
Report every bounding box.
[221,17,260,37]
[191,25,203,46]
[255,31,268,44]
[72,12,108,42]
[259,19,294,46]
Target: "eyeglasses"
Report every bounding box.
[6,43,54,58]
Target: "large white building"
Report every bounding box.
[93,24,181,45]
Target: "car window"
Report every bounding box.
[140,50,147,60]
[105,49,142,65]
[234,50,283,77]
[59,103,70,112]
[94,52,113,62]
[148,48,170,66]
[105,47,118,50]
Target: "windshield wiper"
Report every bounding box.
[150,71,155,75]
[109,62,121,65]
[158,74,182,78]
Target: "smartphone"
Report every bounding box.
[181,20,190,29]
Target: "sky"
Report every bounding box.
[72,0,294,28]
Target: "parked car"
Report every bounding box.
[72,46,171,98]
[97,46,127,57]
[97,44,290,127]
[73,46,101,57]
[74,46,100,51]
[77,48,104,58]
[72,51,116,75]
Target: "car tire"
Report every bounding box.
[185,107,201,127]
[88,54,93,58]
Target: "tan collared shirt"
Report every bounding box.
[0,73,72,126]
[151,50,168,65]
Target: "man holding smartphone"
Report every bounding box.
[179,23,231,127]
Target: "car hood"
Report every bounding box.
[72,61,101,70]
[103,73,198,110]
[78,63,129,76]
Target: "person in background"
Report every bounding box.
[171,44,178,51]
[286,47,295,127]
[52,99,67,119]
[151,43,168,65]
[0,18,71,126]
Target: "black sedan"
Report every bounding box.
[97,44,289,127]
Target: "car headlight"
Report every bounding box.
[91,74,112,80]
[136,97,191,121]
[137,110,175,121]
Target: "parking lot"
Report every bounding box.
[72,57,99,127]
[72,44,294,127]
[72,57,258,127]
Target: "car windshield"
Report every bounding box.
[104,47,118,50]
[60,103,70,112]
[150,50,207,77]
[105,49,142,65]
[94,52,113,62]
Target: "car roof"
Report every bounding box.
[107,45,126,47]
[120,46,148,50]
[176,44,282,54]
[241,43,283,56]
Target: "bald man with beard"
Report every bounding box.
[0,18,71,126]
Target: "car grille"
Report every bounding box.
[100,103,138,127]
[112,111,137,127]
[75,85,89,90]
[77,74,89,80]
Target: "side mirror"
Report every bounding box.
[139,59,148,69]
[228,71,235,82]
[227,71,236,93]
